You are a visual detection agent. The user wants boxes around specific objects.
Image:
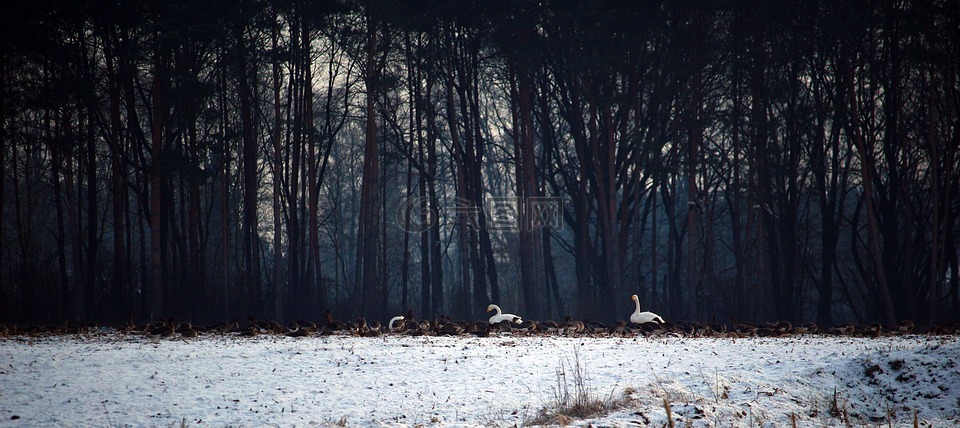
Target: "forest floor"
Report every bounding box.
[0,332,958,427]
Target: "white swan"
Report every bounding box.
[630,294,665,324]
[388,316,405,333]
[487,304,522,324]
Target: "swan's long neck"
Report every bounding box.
[491,305,502,315]
[633,298,642,314]
[389,316,403,331]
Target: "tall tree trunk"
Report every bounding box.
[840,47,897,325]
[47,98,70,318]
[149,35,167,320]
[356,4,384,319]
[286,13,302,319]
[515,64,545,320]
[237,5,261,316]
[423,71,444,317]
[412,46,431,317]
[305,18,321,319]
[447,73,473,317]
[104,33,129,320]
[685,8,704,320]
[0,45,5,315]
[271,14,284,321]
[217,39,231,319]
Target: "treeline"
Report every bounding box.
[1,0,958,326]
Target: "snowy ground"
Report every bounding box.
[1,333,958,427]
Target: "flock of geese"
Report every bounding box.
[1,294,956,339]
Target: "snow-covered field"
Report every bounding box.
[1,333,958,427]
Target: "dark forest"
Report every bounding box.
[1,0,958,328]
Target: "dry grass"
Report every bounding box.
[525,346,630,426]
[662,398,675,428]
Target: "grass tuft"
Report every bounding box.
[525,346,630,426]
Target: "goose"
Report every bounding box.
[734,321,758,336]
[756,326,781,337]
[765,320,793,334]
[491,317,518,333]
[538,320,561,334]
[295,320,318,333]
[285,321,311,337]
[286,327,309,337]
[354,318,368,336]
[388,316,406,333]
[220,320,241,335]
[583,320,606,335]
[515,319,538,334]
[417,319,433,334]
[897,320,914,334]
[794,322,818,335]
[562,317,585,335]
[362,326,383,337]
[325,310,349,332]
[468,321,491,337]
[149,318,173,336]
[180,322,199,338]
[437,322,464,336]
[121,312,137,333]
[608,320,629,336]
[267,320,285,335]
[630,295,665,324]
[159,323,177,338]
[828,322,855,335]
[486,304,522,324]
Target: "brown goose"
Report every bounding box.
[608,320,629,336]
[584,320,607,335]
[411,319,432,335]
[149,318,173,336]
[514,319,538,334]
[296,320,319,333]
[220,320,241,334]
[437,322,464,336]
[897,320,915,334]
[734,321,758,336]
[121,312,137,334]
[238,325,258,337]
[180,322,199,338]
[538,320,561,334]
[828,322,855,335]
[286,328,310,337]
[491,318,516,333]
[354,318,368,336]
[285,321,311,337]
[771,320,793,334]
[357,318,381,337]
[325,310,349,332]
[793,322,818,334]
[562,317,585,336]
[267,320,286,335]
[159,322,177,338]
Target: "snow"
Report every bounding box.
[1,332,957,427]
